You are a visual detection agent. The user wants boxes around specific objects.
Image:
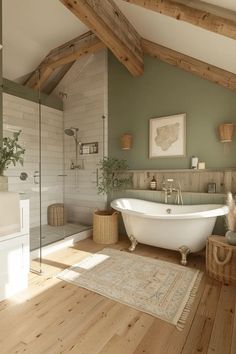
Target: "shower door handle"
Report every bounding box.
[33,171,40,184]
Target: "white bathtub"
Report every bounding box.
[111,198,228,264]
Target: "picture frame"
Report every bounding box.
[149,113,186,158]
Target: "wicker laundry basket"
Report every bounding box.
[93,210,119,244]
[206,235,236,285]
[48,203,66,226]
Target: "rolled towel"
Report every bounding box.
[0,192,20,237]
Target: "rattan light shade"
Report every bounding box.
[121,133,133,150]
[218,123,234,143]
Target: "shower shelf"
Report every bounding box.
[80,142,98,155]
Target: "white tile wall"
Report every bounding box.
[54,49,108,225]
[3,93,64,229]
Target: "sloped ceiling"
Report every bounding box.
[2,0,88,82]
[114,0,236,74]
[3,0,236,83]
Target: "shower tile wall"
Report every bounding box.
[3,93,64,227]
[54,50,108,225]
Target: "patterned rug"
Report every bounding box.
[57,248,202,330]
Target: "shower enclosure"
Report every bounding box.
[2,47,108,273]
[3,94,92,272]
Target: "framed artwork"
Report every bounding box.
[149,113,186,158]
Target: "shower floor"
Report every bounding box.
[30,222,91,251]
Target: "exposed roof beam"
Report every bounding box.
[142,38,236,91]
[123,0,236,41]
[43,62,75,95]
[59,0,144,76]
[24,31,105,90]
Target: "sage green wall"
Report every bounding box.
[3,78,63,111]
[108,52,236,169]
[0,0,2,142]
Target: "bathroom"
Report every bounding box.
[2,46,236,266]
[0,0,236,354]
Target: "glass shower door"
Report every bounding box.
[3,93,42,273]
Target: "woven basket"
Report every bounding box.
[93,210,119,244]
[206,236,236,285]
[48,203,66,226]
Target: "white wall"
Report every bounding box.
[3,93,64,228]
[54,49,108,225]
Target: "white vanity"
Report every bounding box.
[0,199,30,301]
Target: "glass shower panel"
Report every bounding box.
[40,105,66,246]
[3,94,42,273]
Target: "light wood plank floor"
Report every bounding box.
[0,237,235,354]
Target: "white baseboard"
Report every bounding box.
[30,228,92,260]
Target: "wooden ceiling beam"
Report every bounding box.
[43,62,75,95]
[24,31,104,90]
[46,32,105,69]
[59,0,144,76]
[123,0,236,41]
[142,38,236,91]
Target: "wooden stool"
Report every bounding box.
[206,235,236,285]
[48,203,66,226]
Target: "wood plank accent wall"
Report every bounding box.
[123,0,236,41]
[60,0,144,76]
[129,170,236,194]
[142,39,236,92]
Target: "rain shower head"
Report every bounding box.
[64,127,77,136]
[64,127,80,147]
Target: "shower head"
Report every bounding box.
[64,128,75,136]
[64,127,80,146]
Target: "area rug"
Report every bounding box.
[57,248,202,330]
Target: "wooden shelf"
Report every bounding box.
[127,168,236,173]
[125,189,226,196]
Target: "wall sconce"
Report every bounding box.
[121,133,133,150]
[218,123,234,143]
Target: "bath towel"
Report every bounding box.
[0,192,20,237]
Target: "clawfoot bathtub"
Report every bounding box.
[111,198,228,265]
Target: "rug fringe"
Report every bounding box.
[176,271,203,331]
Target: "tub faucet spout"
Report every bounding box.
[162,179,183,205]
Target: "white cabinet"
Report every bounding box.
[0,199,29,302]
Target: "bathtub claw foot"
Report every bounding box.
[128,235,138,252]
[179,246,191,266]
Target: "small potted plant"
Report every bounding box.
[93,157,131,244]
[225,192,236,245]
[0,131,25,191]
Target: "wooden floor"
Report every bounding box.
[0,237,235,354]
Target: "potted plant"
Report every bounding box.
[225,192,236,245]
[93,157,131,244]
[0,131,25,191]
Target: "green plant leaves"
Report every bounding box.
[0,130,25,176]
[97,157,132,195]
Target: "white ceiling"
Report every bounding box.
[203,0,236,11]
[114,0,236,74]
[3,0,88,81]
[3,0,236,82]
